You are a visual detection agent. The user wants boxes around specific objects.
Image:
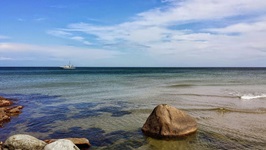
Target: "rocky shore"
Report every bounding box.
[0,134,91,150]
[0,95,197,149]
[0,96,90,150]
[0,96,23,127]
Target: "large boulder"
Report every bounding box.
[44,139,80,150]
[142,104,197,138]
[3,134,47,150]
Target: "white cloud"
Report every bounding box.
[135,0,266,26]
[47,30,72,37]
[207,20,266,34]
[50,5,68,9]
[35,18,46,21]
[161,0,175,3]
[71,36,84,41]
[65,23,121,42]
[0,56,13,60]
[46,0,266,66]
[60,0,266,42]
[0,35,10,40]
[0,43,122,62]
[70,36,92,45]
[47,29,93,45]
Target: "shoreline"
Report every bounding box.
[0,92,265,149]
[0,96,23,128]
[0,96,93,150]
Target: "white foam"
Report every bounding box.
[241,94,266,100]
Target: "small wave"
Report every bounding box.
[171,93,237,99]
[168,84,194,88]
[240,94,266,100]
[186,107,266,114]
[227,90,266,100]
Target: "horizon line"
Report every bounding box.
[1,66,266,68]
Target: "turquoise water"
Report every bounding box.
[0,67,266,149]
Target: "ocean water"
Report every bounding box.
[0,67,266,149]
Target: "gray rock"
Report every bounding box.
[45,138,91,149]
[44,139,80,150]
[4,134,46,150]
[142,104,197,138]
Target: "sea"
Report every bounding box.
[0,67,266,150]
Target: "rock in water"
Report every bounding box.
[0,97,13,107]
[44,139,80,150]
[44,138,91,149]
[4,134,47,150]
[0,96,24,127]
[142,104,197,138]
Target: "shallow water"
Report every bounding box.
[0,67,266,149]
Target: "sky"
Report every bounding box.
[0,0,266,67]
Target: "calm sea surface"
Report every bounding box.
[0,67,266,149]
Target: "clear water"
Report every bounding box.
[0,67,266,149]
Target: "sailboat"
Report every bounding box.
[61,61,76,69]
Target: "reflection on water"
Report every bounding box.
[142,136,195,150]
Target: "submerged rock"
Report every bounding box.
[3,134,47,150]
[0,97,13,107]
[5,106,24,115]
[0,108,10,127]
[44,139,80,150]
[0,96,23,127]
[142,104,197,139]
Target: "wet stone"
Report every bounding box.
[142,104,197,139]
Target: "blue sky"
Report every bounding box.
[1,0,266,67]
